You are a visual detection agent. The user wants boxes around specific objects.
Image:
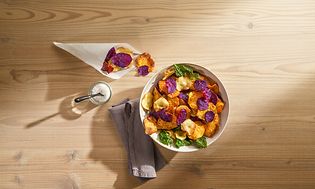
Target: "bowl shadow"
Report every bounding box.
[88,87,177,188]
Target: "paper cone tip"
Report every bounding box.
[53,42,61,46]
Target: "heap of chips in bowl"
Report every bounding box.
[101,46,155,76]
[141,64,225,148]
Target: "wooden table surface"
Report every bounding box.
[1,0,315,188]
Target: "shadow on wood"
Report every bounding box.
[25,92,97,128]
[89,87,177,188]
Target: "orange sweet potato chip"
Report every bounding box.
[162,67,175,80]
[213,113,220,125]
[158,80,168,94]
[188,121,205,140]
[175,105,191,118]
[116,47,133,55]
[157,115,177,130]
[143,116,157,135]
[216,98,225,113]
[208,83,219,94]
[204,121,217,137]
[136,52,155,72]
[167,97,180,113]
[188,91,204,111]
[153,87,162,102]
[167,90,180,98]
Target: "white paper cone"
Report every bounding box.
[54,42,141,79]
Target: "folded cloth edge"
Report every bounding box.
[108,98,166,179]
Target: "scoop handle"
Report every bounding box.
[74,93,103,103]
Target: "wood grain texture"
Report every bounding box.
[1,0,315,188]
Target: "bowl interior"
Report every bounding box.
[139,63,229,152]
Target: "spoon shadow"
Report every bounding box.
[25,93,97,128]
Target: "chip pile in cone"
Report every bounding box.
[101,46,155,76]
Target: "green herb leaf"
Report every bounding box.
[174,64,184,77]
[181,65,193,74]
[158,130,173,145]
[174,64,199,79]
[194,136,207,148]
[190,72,200,80]
[175,138,192,148]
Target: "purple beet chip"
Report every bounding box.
[159,109,172,122]
[105,47,116,62]
[194,80,207,91]
[110,53,132,68]
[197,97,208,110]
[165,77,176,94]
[178,92,188,102]
[190,116,199,122]
[210,92,218,105]
[202,88,211,101]
[202,88,218,104]
[149,111,160,119]
[205,111,215,123]
[138,65,149,76]
[176,109,187,125]
[191,116,202,122]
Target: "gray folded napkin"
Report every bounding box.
[108,98,166,179]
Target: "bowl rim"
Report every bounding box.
[139,63,230,152]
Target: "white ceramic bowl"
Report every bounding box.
[139,63,229,152]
